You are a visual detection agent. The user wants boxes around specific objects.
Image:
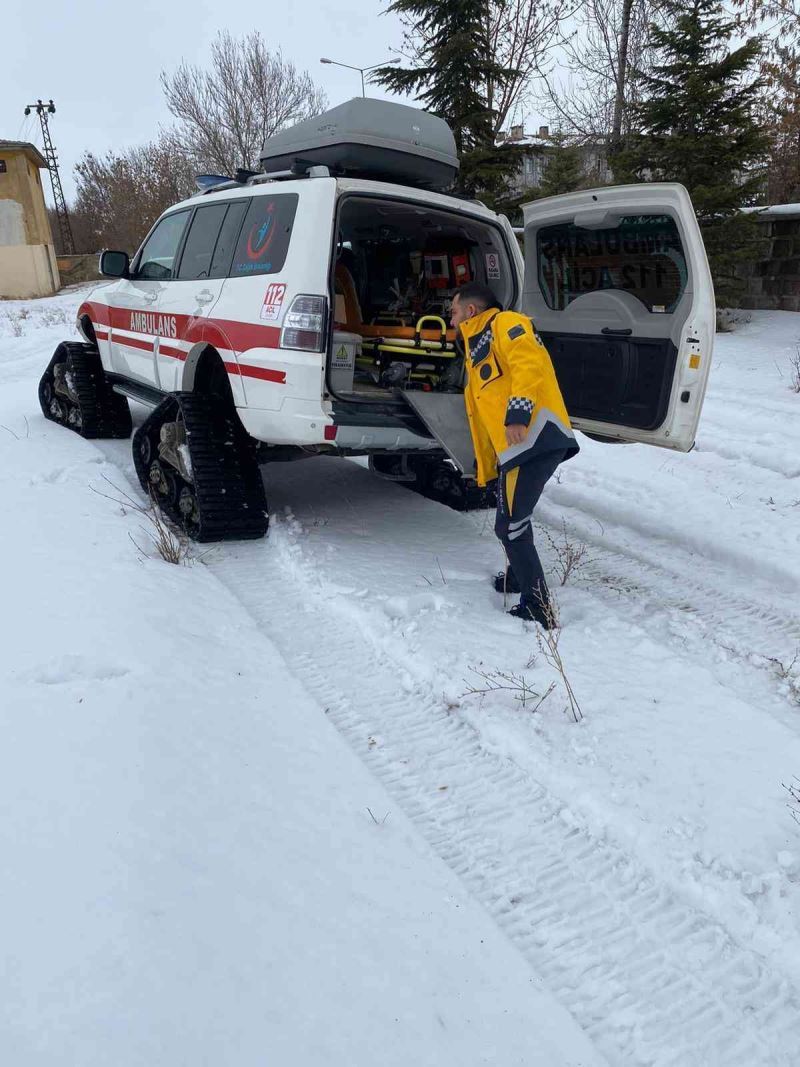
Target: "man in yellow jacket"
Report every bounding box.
[450,282,579,627]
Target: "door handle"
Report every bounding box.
[195,289,214,305]
[142,291,159,305]
[601,327,632,336]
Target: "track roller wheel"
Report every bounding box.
[38,341,132,439]
[372,454,495,512]
[131,392,268,543]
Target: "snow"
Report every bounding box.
[0,288,602,1065]
[3,285,800,1064]
[744,203,800,218]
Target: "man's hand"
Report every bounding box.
[506,424,528,446]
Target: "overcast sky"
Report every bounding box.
[0,0,426,204]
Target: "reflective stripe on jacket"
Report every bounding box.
[460,307,579,486]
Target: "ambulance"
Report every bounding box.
[38,98,715,541]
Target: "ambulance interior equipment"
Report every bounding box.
[330,197,515,400]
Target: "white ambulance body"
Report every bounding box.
[81,173,714,456]
[42,98,715,540]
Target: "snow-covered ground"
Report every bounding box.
[2,287,800,1065]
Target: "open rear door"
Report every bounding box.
[522,183,715,451]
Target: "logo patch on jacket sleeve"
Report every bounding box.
[507,324,526,340]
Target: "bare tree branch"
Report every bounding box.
[160,31,326,174]
[536,0,660,144]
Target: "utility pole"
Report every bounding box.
[24,99,75,254]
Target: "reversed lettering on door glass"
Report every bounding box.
[537,214,688,313]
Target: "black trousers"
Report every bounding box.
[495,450,566,608]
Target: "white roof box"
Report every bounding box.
[260,98,459,191]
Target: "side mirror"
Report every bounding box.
[99,250,130,278]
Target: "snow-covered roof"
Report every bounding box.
[743,203,800,218]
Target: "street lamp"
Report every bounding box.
[320,57,401,97]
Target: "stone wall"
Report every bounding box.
[739,206,800,311]
[56,253,102,287]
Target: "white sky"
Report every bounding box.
[0,0,426,205]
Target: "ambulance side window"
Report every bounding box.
[229,194,299,277]
[177,204,229,281]
[209,201,247,278]
[135,210,190,281]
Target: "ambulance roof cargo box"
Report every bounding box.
[260,98,460,191]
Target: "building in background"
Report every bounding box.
[499,125,612,196]
[0,140,60,299]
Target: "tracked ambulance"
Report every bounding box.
[38,98,715,541]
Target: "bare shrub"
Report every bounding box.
[91,475,196,566]
[529,598,584,722]
[463,666,556,711]
[786,778,800,825]
[790,348,800,394]
[538,518,595,585]
[73,134,196,254]
[766,647,800,703]
[2,309,29,337]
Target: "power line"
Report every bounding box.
[23,99,74,255]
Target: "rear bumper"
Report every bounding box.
[237,396,438,452]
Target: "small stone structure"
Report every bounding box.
[0,140,60,298]
[739,204,800,311]
[56,253,102,287]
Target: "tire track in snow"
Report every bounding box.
[535,486,800,714]
[210,529,800,1067]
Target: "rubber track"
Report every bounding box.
[211,536,800,1067]
[131,392,268,543]
[38,342,132,439]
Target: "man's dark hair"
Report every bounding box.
[454,282,501,311]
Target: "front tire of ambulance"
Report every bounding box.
[131,355,268,543]
[38,342,132,439]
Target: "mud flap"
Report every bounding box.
[400,391,476,477]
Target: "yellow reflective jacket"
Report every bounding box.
[460,307,578,486]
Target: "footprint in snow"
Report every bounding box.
[23,655,131,686]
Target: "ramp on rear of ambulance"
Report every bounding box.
[401,390,476,477]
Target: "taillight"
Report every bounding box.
[280,295,327,352]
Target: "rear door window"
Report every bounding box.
[229,194,299,277]
[135,210,190,281]
[537,214,687,313]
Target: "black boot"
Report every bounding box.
[507,584,555,628]
[493,568,521,594]
[507,599,555,628]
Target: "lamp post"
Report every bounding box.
[320,57,401,97]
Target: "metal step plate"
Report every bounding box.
[401,391,476,476]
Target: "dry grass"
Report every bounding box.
[91,475,196,566]
[790,348,800,394]
[537,519,596,586]
[528,597,584,723]
[786,778,800,826]
[463,666,555,712]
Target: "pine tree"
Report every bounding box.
[616,0,769,305]
[375,0,522,202]
[538,132,585,197]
